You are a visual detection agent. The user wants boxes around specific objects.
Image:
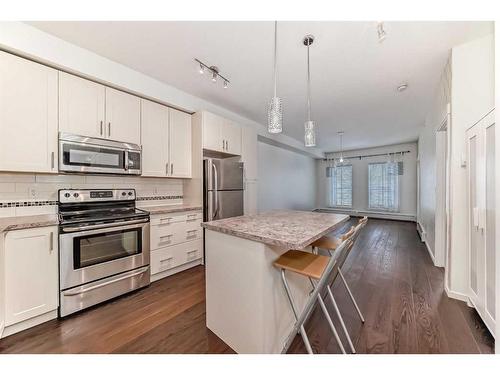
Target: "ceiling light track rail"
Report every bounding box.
[195,58,230,88]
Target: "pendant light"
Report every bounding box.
[338,131,345,164]
[267,21,283,134]
[303,35,316,147]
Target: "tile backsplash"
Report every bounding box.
[0,173,184,217]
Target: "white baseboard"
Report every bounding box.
[315,208,416,222]
[444,284,470,303]
[423,238,436,265]
[1,310,57,338]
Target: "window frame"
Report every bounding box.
[367,162,400,212]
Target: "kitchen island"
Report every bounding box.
[201,210,349,354]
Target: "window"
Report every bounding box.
[327,165,352,207]
[368,162,399,211]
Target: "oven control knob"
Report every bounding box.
[73,193,79,198]
[128,191,133,196]
[122,192,127,196]
[64,193,70,198]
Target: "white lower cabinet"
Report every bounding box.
[150,211,203,281]
[2,226,58,335]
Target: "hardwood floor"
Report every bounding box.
[0,219,494,354]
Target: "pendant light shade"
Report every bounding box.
[338,131,344,163]
[268,21,283,134]
[303,35,316,147]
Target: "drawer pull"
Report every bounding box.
[160,217,172,224]
[159,257,174,269]
[159,234,173,240]
[187,249,198,260]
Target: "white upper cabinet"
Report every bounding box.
[59,73,141,144]
[141,99,169,177]
[223,119,242,156]
[59,72,105,138]
[201,111,241,155]
[4,226,58,326]
[169,109,192,178]
[202,111,223,152]
[105,87,141,144]
[0,52,58,173]
[141,99,192,178]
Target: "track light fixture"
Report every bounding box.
[195,58,230,89]
[377,22,387,43]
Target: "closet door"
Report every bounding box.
[466,126,484,310]
[484,120,495,330]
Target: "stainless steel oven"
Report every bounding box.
[59,132,141,175]
[58,189,150,317]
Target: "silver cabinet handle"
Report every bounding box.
[212,163,219,219]
[100,120,103,136]
[166,162,169,176]
[49,231,54,252]
[108,122,111,137]
[226,140,228,151]
[51,152,55,169]
[222,139,225,150]
[63,266,149,296]
[171,163,173,175]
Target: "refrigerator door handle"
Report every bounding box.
[212,163,219,220]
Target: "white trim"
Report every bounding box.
[1,310,57,338]
[444,284,470,303]
[423,237,436,265]
[315,207,416,222]
[150,259,202,282]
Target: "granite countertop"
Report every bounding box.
[0,214,59,233]
[141,204,203,215]
[201,210,350,249]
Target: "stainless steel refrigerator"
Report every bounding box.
[203,158,244,221]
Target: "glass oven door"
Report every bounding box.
[74,227,142,269]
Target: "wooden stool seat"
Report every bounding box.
[310,235,341,250]
[274,250,330,280]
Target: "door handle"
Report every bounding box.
[49,231,54,252]
[212,163,219,219]
[100,121,103,136]
[171,163,173,175]
[51,152,55,169]
[108,122,111,137]
[166,162,169,176]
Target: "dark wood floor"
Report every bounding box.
[0,219,494,354]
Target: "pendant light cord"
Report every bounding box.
[306,40,311,121]
[273,21,278,98]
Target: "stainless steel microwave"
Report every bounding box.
[59,133,141,175]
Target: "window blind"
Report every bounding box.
[327,165,353,207]
[368,162,399,211]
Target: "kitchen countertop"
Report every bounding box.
[201,210,350,249]
[0,214,59,233]
[140,204,203,215]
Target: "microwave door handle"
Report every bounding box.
[212,163,219,220]
[124,150,129,171]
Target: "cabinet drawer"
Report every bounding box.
[151,219,202,249]
[151,239,202,275]
[150,211,202,226]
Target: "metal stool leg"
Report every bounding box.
[309,278,346,354]
[338,269,365,323]
[326,285,356,353]
[281,270,314,354]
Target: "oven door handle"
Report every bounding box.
[62,266,149,296]
[61,218,149,233]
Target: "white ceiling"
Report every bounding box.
[28,21,492,151]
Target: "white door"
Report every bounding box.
[141,99,169,177]
[4,226,58,326]
[105,87,141,144]
[467,125,485,310]
[59,72,105,138]
[169,109,192,178]
[224,120,242,156]
[0,52,58,173]
[202,112,223,152]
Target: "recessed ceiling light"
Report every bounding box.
[397,83,408,92]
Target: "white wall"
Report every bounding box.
[417,58,451,260]
[257,141,316,211]
[316,142,418,220]
[448,33,495,297]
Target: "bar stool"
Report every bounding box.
[309,217,368,353]
[274,231,356,354]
